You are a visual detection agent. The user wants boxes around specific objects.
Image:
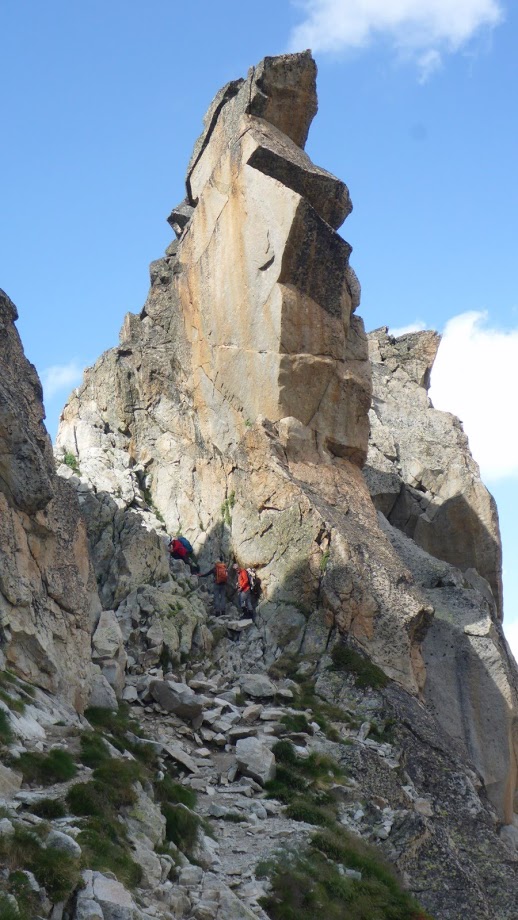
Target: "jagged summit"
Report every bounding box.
[1,53,518,919]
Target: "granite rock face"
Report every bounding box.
[365,327,503,613]
[0,290,99,709]
[364,327,518,820]
[54,49,517,837]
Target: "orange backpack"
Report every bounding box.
[215,563,228,584]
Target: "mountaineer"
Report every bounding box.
[233,564,256,617]
[168,535,199,572]
[197,560,228,616]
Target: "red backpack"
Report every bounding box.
[215,563,228,584]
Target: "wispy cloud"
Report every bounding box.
[289,0,504,76]
[389,319,427,337]
[41,361,84,399]
[430,311,518,481]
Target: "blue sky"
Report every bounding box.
[2,1,517,647]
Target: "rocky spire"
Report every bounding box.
[55,53,518,834]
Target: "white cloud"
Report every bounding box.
[429,311,518,481]
[289,0,503,73]
[417,49,443,83]
[41,361,84,399]
[503,619,518,665]
[389,319,427,337]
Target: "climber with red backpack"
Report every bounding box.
[233,564,257,617]
[197,561,228,616]
[168,535,199,573]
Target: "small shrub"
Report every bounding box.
[80,731,111,768]
[5,869,40,920]
[63,452,79,472]
[85,704,133,733]
[330,644,388,690]
[320,549,330,573]
[27,845,80,901]
[78,817,142,888]
[271,740,298,765]
[220,811,246,823]
[221,491,236,526]
[93,758,142,807]
[67,781,106,817]
[27,798,66,820]
[0,826,79,903]
[281,713,311,734]
[154,775,197,810]
[285,799,332,826]
[162,803,200,854]
[18,749,77,786]
[0,892,23,920]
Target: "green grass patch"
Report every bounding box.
[66,781,107,817]
[63,451,79,472]
[27,798,66,820]
[281,713,312,734]
[330,644,388,690]
[0,688,25,714]
[18,749,77,786]
[77,816,142,889]
[154,774,197,810]
[285,800,333,826]
[84,703,149,766]
[265,741,346,826]
[79,731,111,768]
[162,803,201,854]
[259,838,432,920]
[0,826,80,903]
[0,892,22,920]
[85,703,143,737]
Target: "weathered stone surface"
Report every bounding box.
[46,828,82,857]
[0,762,22,798]
[239,674,276,699]
[92,610,125,659]
[235,736,276,785]
[0,290,99,710]
[88,666,118,710]
[365,327,503,614]
[149,680,202,722]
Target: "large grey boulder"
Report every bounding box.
[239,674,277,699]
[235,736,276,786]
[149,679,202,723]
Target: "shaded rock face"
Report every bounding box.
[0,290,99,709]
[54,52,518,827]
[364,328,518,821]
[365,327,503,614]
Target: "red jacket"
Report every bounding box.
[237,568,250,592]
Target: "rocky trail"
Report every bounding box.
[0,561,439,919]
